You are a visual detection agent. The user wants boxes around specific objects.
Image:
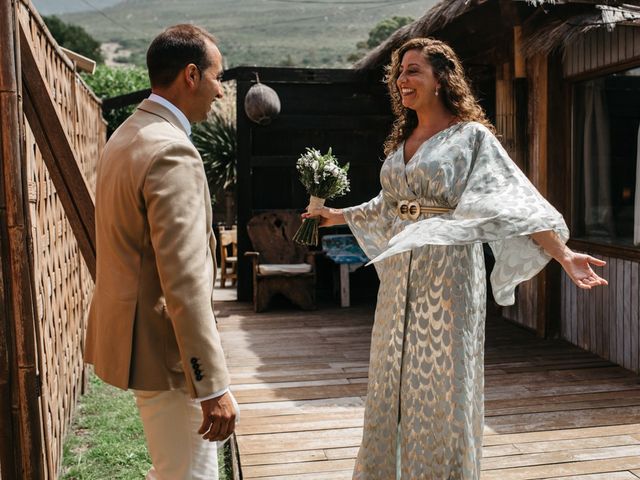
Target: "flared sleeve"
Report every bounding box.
[369,125,570,306]
[343,189,396,260]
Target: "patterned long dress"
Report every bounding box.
[343,121,569,479]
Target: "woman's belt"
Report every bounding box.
[397,200,454,221]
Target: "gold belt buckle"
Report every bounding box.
[398,200,421,221]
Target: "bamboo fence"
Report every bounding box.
[1,0,105,477]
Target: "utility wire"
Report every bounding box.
[73,0,137,34]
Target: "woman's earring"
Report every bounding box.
[435,88,439,96]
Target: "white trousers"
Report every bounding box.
[134,388,219,480]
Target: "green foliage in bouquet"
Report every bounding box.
[293,148,350,246]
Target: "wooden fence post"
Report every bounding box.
[0,0,45,478]
[0,1,18,475]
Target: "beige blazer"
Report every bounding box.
[85,99,230,398]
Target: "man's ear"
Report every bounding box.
[184,64,199,88]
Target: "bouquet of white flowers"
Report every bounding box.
[293,148,350,246]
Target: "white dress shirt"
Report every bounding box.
[148,93,192,136]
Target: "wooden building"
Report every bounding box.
[354,0,640,372]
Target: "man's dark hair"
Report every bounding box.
[146,24,217,88]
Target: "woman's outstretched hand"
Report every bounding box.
[559,251,608,289]
[302,206,346,228]
[530,231,607,289]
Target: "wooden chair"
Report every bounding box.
[245,211,321,312]
[218,226,237,288]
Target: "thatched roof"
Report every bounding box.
[523,5,640,57]
[355,0,640,70]
[353,0,484,71]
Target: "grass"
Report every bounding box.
[47,0,438,68]
[62,373,231,480]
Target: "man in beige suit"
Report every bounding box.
[85,24,235,479]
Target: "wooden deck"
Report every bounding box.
[216,300,640,480]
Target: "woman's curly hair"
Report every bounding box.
[383,37,494,156]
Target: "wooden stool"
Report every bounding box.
[218,226,237,288]
[321,234,368,307]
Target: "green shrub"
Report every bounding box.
[191,111,237,204]
[82,65,150,134]
[43,15,104,64]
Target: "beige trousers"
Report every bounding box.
[134,388,219,480]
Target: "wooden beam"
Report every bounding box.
[236,79,253,302]
[60,47,96,74]
[19,24,96,280]
[514,26,526,78]
[223,66,379,84]
[528,53,549,338]
[0,1,45,478]
[545,52,570,338]
[0,237,17,480]
[498,0,514,24]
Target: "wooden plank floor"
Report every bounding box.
[216,300,640,480]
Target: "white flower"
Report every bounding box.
[295,147,349,198]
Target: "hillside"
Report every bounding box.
[33,0,121,15]
[34,0,438,68]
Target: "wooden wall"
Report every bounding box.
[559,24,640,373]
[503,25,640,343]
[495,62,528,173]
[229,67,392,301]
[502,278,539,331]
[564,25,640,79]
[562,254,640,374]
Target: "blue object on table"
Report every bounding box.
[321,234,368,307]
[321,234,368,264]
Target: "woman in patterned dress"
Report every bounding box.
[304,38,607,479]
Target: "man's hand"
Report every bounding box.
[198,391,236,441]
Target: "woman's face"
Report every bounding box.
[396,48,439,112]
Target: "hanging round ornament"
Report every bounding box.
[244,73,281,125]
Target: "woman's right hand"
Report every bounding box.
[302,206,345,227]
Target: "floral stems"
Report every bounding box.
[293,217,320,246]
[293,195,325,246]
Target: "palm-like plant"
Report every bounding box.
[191,110,237,204]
